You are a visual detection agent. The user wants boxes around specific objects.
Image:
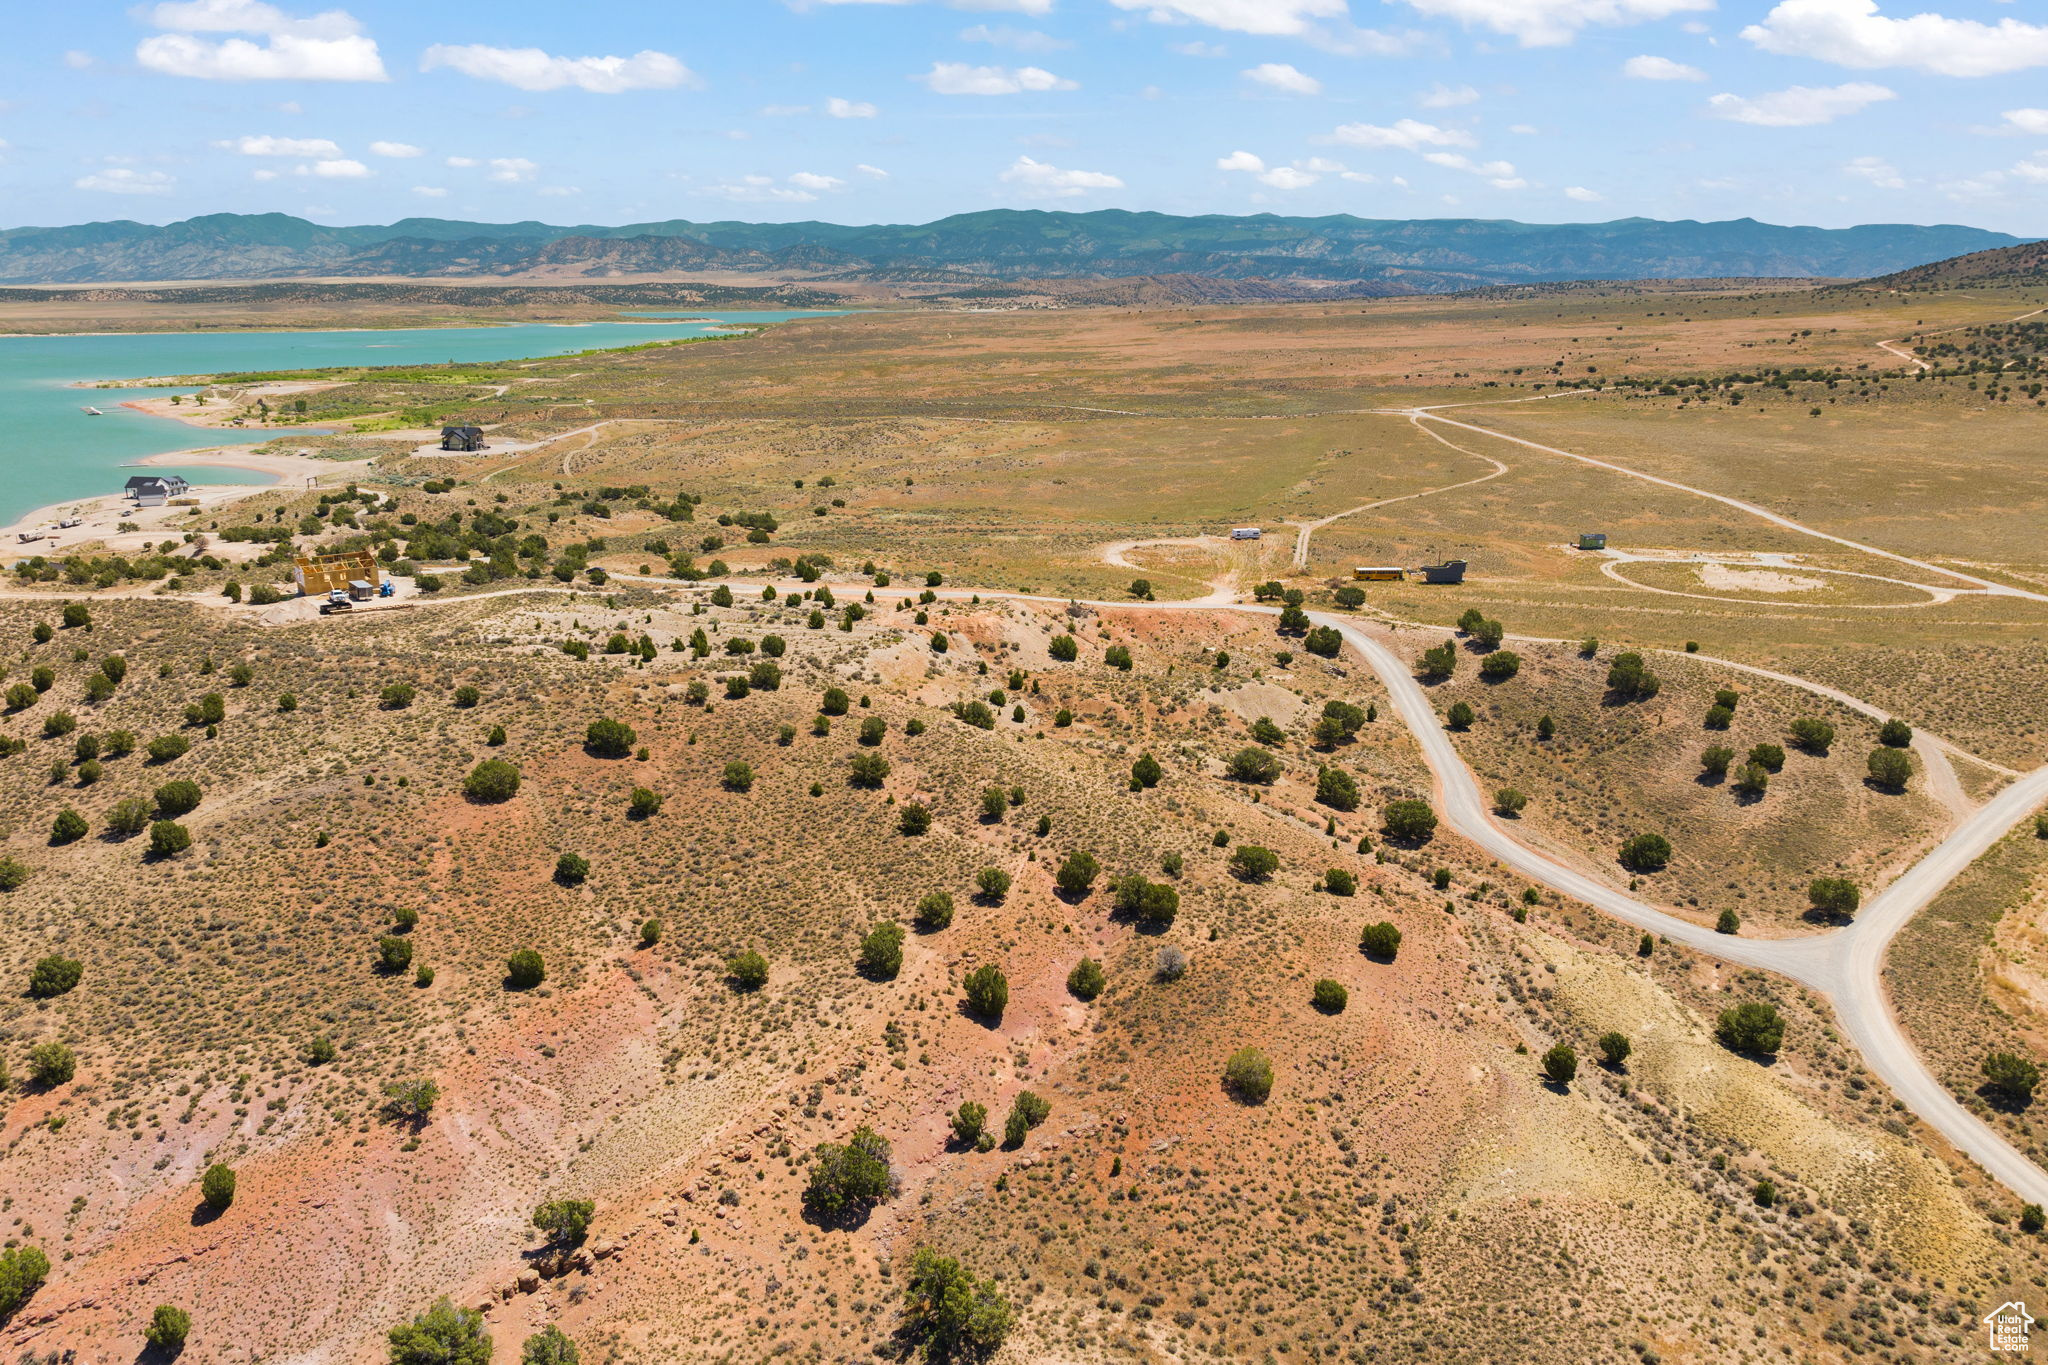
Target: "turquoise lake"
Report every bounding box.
[0,311,832,529]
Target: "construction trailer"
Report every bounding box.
[1353,566,1406,582]
[1229,527,1263,540]
[1578,532,1608,550]
[293,548,381,598]
[1416,560,1469,585]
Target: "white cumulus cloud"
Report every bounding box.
[214,133,341,156]
[959,23,1070,52]
[1564,185,1604,201]
[1390,0,1711,47]
[1328,117,1475,150]
[1258,165,1319,189]
[1424,150,1523,186]
[1843,154,1905,188]
[811,0,1053,10]
[412,185,448,197]
[2003,109,2048,136]
[998,155,1124,198]
[487,156,538,182]
[76,167,176,194]
[1215,149,1331,187]
[1742,0,2048,78]
[300,157,369,177]
[1706,81,1895,126]
[1419,82,1480,106]
[420,45,695,93]
[1622,54,1705,80]
[789,171,848,191]
[826,97,878,118]
[1243,62,1321,93]
[700,174,821,204]
[1107,0,1346,35]
[136,1,387,81]
[857,163,890,177]
[369,140,422,157]
[916,61,1076,94]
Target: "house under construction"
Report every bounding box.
[293,549,380,597]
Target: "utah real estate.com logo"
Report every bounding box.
[1985,1301,2035,1353]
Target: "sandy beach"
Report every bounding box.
[0,445,375,560]
[114,379,343,429]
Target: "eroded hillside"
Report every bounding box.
[0,585,2039,1364]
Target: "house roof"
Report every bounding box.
[124,474,187,490]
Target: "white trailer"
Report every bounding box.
[1229,527,1262,540]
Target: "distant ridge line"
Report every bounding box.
[0,210,2026,291]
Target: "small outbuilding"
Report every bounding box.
[440,426,486,453]
[1578,532,1608,550]
[1417,560,1469,585]
[124,474,190,507]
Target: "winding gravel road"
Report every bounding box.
[1316,610,2048,1205]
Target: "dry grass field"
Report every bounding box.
[1889,822,2048,1170]
[2,278,2047,1361]
[184,287,2036,712]
[1415,633,1953,934]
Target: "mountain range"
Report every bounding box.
[0,210,2027,291]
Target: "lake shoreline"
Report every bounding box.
[115,381,346,429]
[0,312,819,531]
[7,316,725,342]
[0,446,374,559]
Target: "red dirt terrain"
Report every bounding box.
[0,587,2040,1364]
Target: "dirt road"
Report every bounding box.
[1317,609,2048,1206]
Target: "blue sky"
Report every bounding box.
[3,0,2046,232]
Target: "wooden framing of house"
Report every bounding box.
[292,548,380,597]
